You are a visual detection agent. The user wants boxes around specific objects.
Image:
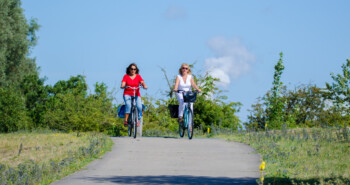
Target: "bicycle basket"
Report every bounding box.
[117,105,125,118]
[183,91,197,103]
[168,104,179,118]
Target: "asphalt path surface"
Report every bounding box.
[52,137,260,185]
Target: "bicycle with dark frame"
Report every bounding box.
[123,85,145,138]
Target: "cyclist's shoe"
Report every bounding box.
[178,117,183,123]
[124,121,128,127]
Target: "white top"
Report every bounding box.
[177,74,192,91]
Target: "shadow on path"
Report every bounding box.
[111,136,179,139]
[85,175,257,185]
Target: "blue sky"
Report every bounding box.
[22,1,350,122]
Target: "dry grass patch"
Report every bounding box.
[0,131,112,185]
[0,132,89,167]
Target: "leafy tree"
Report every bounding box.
[20,73,48,127]
[325,59,350,126]
[44,76,116,132]
[0,0,40,132]
[0,0,39,87]
[325,59,350,110]
[48,75,87,96]
[246,98,266,131]
[326,59,350,105]
[265,52,285,129]
[194,72,242,131]
[91,82,116,130]
[283,85,329,127]
[0,86,30,132]
[246,53,286,130]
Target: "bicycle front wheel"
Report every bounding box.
[132,108,138,139]
[128,124,132,137]
[187,109,194,139]
[127,117,132,137]
[179,120,185,137]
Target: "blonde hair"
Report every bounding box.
[178,63,191,75]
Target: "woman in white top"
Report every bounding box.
[174,63,201,122]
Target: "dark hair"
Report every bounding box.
[126,63,139,75]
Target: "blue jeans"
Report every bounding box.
[123,95,142,120]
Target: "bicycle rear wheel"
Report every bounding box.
[187,109,194,139]
[132,108,138,138]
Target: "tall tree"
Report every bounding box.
[326,59,350,107]
[0,0,40,132]
[325,59,350,126]
[265,52,285,129]
[0,0,39,87]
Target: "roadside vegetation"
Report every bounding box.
[0,130,113,184]
[217,127,350,185]
[215,53,350,185]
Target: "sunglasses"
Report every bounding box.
[182,67,188,70]
[130,68,137,71]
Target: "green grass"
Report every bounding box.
[0,130,113,185]
[217,127,350,185]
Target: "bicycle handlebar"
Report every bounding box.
[174,90,200,93]
[125,86,139,90]
[123,85,147,90]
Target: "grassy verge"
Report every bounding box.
[0,130,113,185]
[217,127,350,185]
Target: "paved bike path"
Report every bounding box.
[52,137,260,185]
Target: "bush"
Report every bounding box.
[0,86,30,133]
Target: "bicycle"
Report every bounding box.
[176,90,198,140]
[124,85,145,139]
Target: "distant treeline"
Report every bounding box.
[245,53,350,130]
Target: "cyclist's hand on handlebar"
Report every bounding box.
[143,85,148,89]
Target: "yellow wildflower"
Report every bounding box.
[259,161,265,170]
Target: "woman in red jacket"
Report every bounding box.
[121,63,147,126]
